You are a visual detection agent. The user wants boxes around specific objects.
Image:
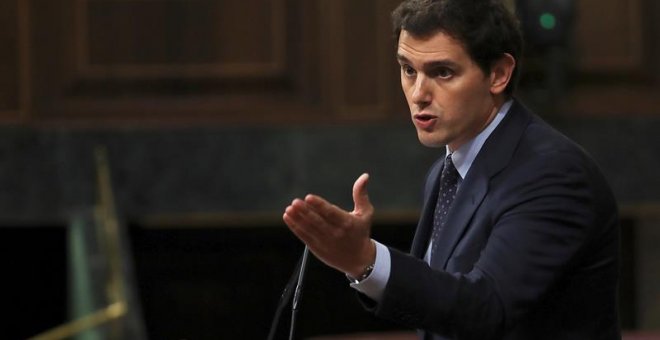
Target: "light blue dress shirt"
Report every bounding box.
[350,100,513,301]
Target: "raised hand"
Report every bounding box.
[283,173,376,277]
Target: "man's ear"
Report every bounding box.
[489,53,516,95]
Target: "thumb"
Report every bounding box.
[352,173,372,215]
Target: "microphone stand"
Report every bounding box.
[289,246,310,340]
[266,246,311,340]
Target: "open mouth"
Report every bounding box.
[415,114,436,122]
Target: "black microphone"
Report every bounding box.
[266,246,311,340]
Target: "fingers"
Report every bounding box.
[304,194,346,225]
[284,197,343,235]
[352,173,372,216]
[283,199,323,245]
[290,198,328,230]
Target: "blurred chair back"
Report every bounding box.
[29,147,147,340]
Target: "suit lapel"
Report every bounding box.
[428,100,533,268]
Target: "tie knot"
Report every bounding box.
[442,154,459,183]
[445,153,454,168]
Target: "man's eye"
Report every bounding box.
[432,67,454,79]
[402,65,416,77]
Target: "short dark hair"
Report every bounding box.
[392,0,523,96]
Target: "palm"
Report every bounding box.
[283,173,376,277]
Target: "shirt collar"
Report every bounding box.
[446,99,513,179]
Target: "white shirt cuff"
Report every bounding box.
[349,240,390,302]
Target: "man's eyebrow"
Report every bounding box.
[396,54,458,69]
[423,60,459,70]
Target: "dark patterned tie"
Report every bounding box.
[430,153,460,261]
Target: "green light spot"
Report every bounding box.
[540,13,557,30]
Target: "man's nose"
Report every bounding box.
[411,75,432,105]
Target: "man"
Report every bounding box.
[283,0,620,339]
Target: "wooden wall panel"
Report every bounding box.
[340,0,402,119]
[18,0,660,125]
[568,0,660,115]
[575,0,644,72]
[27,0,403,125]
[518,0,659,116]
[0,0,20,120]
[80,0,285,77]
[30,0,302,123]
[314,0,402,120]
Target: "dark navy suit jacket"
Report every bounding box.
[364,100,620,339]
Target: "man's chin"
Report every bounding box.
[417,132,446,148]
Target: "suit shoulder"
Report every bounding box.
[514,115,601,172]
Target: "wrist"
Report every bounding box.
[347,263,374,284]
[346,239,376,282]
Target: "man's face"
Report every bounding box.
[397,30,499,150]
